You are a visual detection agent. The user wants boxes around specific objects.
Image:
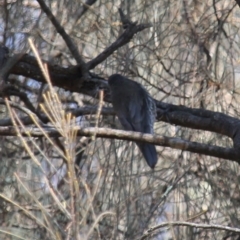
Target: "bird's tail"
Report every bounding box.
[137,142,158,169]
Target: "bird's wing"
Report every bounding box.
[128,100,143,132]
[128,90,153,134]
[118,114,135,131]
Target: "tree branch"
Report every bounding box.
[1,42,240,153]
[235,0,240,8]
[86,12,152,70]
[36,0,87,75]
[0,105,113,126]
[140,221,240,240]
[156,102,240,148]
[10,53,107,96]
[0,126,239,162]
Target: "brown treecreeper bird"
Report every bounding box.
[108,74,158,169]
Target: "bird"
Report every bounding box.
[108,74,158,169]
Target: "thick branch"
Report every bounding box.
[10,53,107,95]
[235,0,240,7]
[156,101,240,148]
[0,53,23,81]
[0,126,239,162]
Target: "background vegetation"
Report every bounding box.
[1,0,240,239]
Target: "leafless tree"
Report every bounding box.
[0,0,240,239]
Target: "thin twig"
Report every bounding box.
[139,221,240,240]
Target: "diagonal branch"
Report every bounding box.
[86,16,152,70]
[36,0,87,75]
